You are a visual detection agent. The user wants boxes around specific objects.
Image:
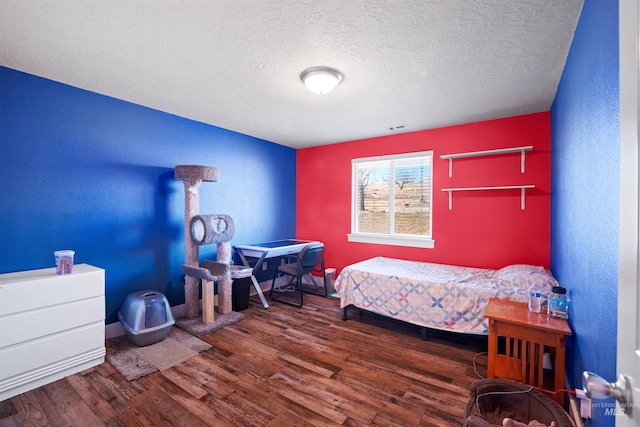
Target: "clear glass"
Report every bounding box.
[549,292,570,319]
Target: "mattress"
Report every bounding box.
[334,257,558,335]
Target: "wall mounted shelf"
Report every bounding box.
[441,185,535,210]
[440,146,533,177]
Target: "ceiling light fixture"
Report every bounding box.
[300,66,343,95]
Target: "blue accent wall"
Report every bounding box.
[0,66,296,324]
[550,1,618,424]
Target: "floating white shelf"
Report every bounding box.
[440,146,533,177]
[441,185,535,210]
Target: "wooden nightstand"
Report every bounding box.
[484,298,572,404]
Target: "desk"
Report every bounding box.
[484,298,572,404]
[234,239,317,308]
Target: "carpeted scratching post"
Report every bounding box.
[216,240,233,314]
[174,165,219,319]
[186,213,235,321]
[175,165,240,332]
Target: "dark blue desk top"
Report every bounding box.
[234,239,319,258]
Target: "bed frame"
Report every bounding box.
[342,304,430,340]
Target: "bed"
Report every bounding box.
[334,257,558,338]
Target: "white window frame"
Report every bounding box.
[348,151,435,248]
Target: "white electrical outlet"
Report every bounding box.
[575,388,592,419]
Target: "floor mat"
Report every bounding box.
[106,327,211,381]
[131,337,197,371]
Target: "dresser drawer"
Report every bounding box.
[0,322,105,380]
[0,296,104,347]
[0,264,104,316]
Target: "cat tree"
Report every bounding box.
[174,165,235,325]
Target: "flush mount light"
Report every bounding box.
[300,66,343,95]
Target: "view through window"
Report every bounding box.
[351,151,433,244]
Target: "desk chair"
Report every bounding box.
[269,243,327,307]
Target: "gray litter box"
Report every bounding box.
[118,290,175,346]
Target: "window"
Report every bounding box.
[348,151,434,248]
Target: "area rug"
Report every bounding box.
[106,327,211,381]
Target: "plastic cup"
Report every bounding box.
[54,250,75,275]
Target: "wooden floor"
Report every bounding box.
[0,295,488,427]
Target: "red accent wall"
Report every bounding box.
[296,112,551,273]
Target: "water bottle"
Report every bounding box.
[528,283,541,313]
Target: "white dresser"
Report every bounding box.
[0,264,105,401]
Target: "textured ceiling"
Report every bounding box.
[0,1,583,149]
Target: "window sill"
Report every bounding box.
[347,233,435,249]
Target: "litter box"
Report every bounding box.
[118,290,175,346]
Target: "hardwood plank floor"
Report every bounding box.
[0,295,488,427]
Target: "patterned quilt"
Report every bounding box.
[334,257,558,335]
